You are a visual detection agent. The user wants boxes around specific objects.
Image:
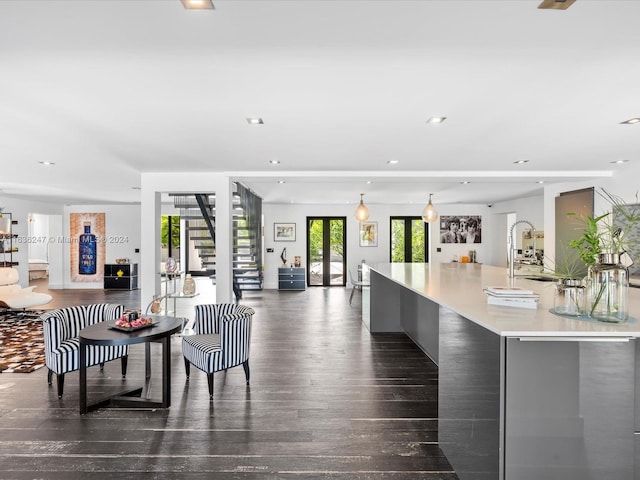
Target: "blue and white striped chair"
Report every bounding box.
[42,304,129,398]
[182,304,255,399]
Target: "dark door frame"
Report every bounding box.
[306,216,347,287]
[389,216,429,263]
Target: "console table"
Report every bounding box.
[79,316,182,414]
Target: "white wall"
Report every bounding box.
[429,204,496,265]
[140,173,234,309]
[0,195,64,288]
[63,205,141,289]
[263,202,496,289]
[489,194,545,268]
[27,214,49,261]
[5,162,640,294]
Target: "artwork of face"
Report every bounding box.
[440,215,482,244]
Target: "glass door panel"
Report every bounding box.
[329,219,344,285]
[391,218,406,263]
[411,218,426,262]
[308,218,324,286]
[390,216,429,263]
[307,217,346,286]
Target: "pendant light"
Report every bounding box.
[355,193,369,223]
[422,194,439,223]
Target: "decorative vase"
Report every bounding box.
[554,278,585,317]
[150,295,163,314]
[586,253,629,323]
[182,274,196,295]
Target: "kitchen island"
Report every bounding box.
[366,262,640,480]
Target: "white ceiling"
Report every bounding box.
[1,0,638,207]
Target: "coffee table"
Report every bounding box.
[79,315,182,414]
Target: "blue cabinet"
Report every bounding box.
[278,267,306,291]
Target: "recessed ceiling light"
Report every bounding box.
[426,117,447,124]
[538,0,575,10]
[514,160,530,164]
[246,117,264,125]
[537,181,545,184]
[387,160,399,165]
[611,159,630,164]
[277,180,286,184]
[460,181,470,185]
[620,118,640,125]
[366,181,372,184]
[181,0,214,10]
[38,161,55,166]
[269,160,280,164]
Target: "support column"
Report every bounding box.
[140,188,161,312]
[211,176,232,303]
[140,173,235,309]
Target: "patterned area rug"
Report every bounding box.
[0,312,46,373]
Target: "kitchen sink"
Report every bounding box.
[522,276,556,282]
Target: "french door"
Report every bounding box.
[307,217,346,286]
[390,216,429,263]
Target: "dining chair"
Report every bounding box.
[348,269,368,306]
[42,303,128,398]
[182,303,255,399]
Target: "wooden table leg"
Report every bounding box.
[79,340,87,414]
[145,342,151,381]
[162,336,171,408]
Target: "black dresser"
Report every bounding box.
[278,267,306,291]
[104,263,138,290]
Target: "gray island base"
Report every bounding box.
[367,262,639,480]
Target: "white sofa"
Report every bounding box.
[0,266,52,311]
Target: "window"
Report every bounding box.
[161,215,180,263]
[390,217,429,263]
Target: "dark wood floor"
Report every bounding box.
[0,281,458,479]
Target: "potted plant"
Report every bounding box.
[546,244,587,316]
[567,189,640,323]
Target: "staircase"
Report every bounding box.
[171,185,262,298]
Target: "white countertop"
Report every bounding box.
[371,262,640,337]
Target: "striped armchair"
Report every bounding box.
[182,303,255,399]
[41,304,129,398]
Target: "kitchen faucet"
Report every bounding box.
[508,220,536,278]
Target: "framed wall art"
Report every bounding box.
[274,222,296,242]
[360,221,378,247]
[70,212,106,282]
[439,215,482,244]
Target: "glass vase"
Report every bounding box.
[182,274,196,295]
[586,253,629,323]
[554,278,585,317]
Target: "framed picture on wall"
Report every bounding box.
[439,215,482,244]
[274,222,296,241]
[360,221,378,247]
[70,212,106,282]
